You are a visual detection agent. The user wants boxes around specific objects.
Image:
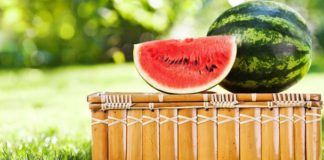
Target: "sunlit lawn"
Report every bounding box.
[0,63,323,159]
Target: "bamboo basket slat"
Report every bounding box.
[91,111,108,160]
[280,107,295,159]
[294,107,306,160]
[197,108,217,160]
[108,110,126,160]
[178,109,197,160]
[159,109,177,160]
[127,110,142,160]
[261,108,280,160]
[142,110,159,160]
[240,108,262,160]
[217,108,240,160]
[88,92,322,160]
[306,107,322,160]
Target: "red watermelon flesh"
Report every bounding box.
[134,36,237,93]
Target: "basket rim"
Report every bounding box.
[87,92,322,111]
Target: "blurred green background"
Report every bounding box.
[0,0,323,159]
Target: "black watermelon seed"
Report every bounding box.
[194,60,198,65]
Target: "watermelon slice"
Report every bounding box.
[133,36,237,94]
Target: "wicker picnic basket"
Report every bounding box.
[87,92,322,160]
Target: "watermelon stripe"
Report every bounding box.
[223,65,309,88]
[208,19,311,49]
[217,27,310,52]
[226,60,310,82]
[210,13,309,38]
[237,43,310,57]
[211,1,309,34]
[209,14,311,46]
[234,52,310,70]
[221,74,303,93]
[240,29,310,52]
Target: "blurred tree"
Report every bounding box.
[0,0,323,68]
[0,0,207,67]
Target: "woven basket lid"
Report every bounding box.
[87,92,322,111]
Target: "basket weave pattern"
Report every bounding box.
[88,92,322,160]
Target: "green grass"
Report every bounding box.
[0,137,91,159]
[0,63,323,159]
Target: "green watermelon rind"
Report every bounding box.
[207,1,312,93]
[133,37,237,94]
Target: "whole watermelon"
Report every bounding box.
[207,1,312,93]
